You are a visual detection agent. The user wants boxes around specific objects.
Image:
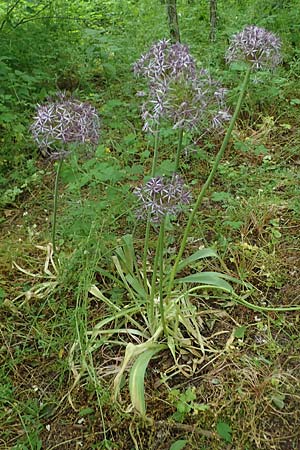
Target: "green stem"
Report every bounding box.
[151,129,160,177]
[143,129,160,286]
[167,66,252,295]
[142,215,151,289]
[148,224,162,330]
[52,158,63,253]
[149,219,165,330]
[174,127,184,172]
[158,218,167,337]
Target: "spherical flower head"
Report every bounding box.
[133,174,192,223]
[139,70,231,133]
[133,39,196,82]
[226,25,282,70]
[30,92,100,159]
[134,41,230,133]
[165,71,231,131]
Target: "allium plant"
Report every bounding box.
[226,25,282,70]
[31,92,100,252]
[134,40,231,171]
[87,27,283,417]
[168,26,282,293]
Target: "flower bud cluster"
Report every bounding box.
[226,25,282,70]
[31,92,100,159]
[133,174,192,223]
[134,40,230,133]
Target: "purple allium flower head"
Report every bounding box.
[30,92,100,159]
[226,25,282,70]
[134,40,231,133]
[133,39,196,82]
[133,174,192,223]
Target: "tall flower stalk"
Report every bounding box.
[167,65,252,295]
[52,158,64,253]
[143,127,160,284]
[31,92,100,253]
[134,174,191,329]
[167,25,282,294]
[174,128,184,172]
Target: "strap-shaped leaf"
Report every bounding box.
[176,271,233,292]
[89,285,145,334]
[125,274,147,300]
[90,309,141,335]
[112,255,134,295]
[113,336,164,403]
[122,234,135,273]
[177,248,219,273]
[115,234,135,275]
[129,345,164,417]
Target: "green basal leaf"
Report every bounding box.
[122,234,136,273]
[90,306,141,335]
[112,255,134,295]
[115,247,129,273]
[113,338,165,405]
[125,273,147,300]
[167,335,176,362]
[89,285,146,336]
[177,248,219,273]
[176,271,233,292]
[115,235,137,276]
[129,345,164,417]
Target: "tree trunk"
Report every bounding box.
[209,0,217,42]
[166,0,181,43]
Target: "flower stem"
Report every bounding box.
[149,218,167,335]
[142,213,151,288]
[149,224,161,329]
[150,129,160,177]
[167,65,252,295]
[158,218,167,336]
[143,129,160,286]
[52,158,64,253]
[174,127,184,172]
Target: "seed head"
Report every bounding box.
[226,25,282,70]
[30,92,100,159]
[133,174,192,223]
